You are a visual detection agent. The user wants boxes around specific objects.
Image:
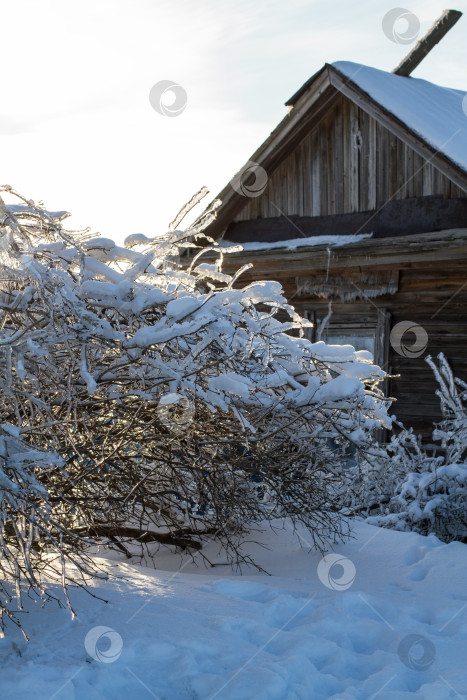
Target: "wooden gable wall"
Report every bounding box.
[233,94,466,223]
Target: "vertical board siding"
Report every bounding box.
[311,128,320,216]
[233,95,466,222]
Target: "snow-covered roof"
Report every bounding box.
[332,61,467,175]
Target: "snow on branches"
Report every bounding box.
[0,185,390,631]
[342,354,467,543]
[426,352,467,465]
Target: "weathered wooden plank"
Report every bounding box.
[389,131,398,199]
[367,115,377,210]
[395,133,406,198]
[319,118,328,215]
[406,144,415,198]
[376,121,384,206]
[392,9,463,77]
[423,161,433,197]
[412,151,425,197]
[334,97,344,214]
[280,160,288,216]
[359,107,368,211]
[302,133,312,215]
[349,102,360,211]
[287,153,295,214]
[342,98,350,213]
[311,127,320,216]
[327,114,336,215]
[266,169,277,218]
[431,164,443,197]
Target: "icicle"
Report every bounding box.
[316,301,333,341]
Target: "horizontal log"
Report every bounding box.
[219,228,467,275]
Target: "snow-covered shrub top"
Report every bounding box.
[0,186,390,445]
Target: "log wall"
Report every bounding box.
[294,263,467,437]
[292,266,467,437]
[220,239,467,438]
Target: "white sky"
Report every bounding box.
[1,0,466,241]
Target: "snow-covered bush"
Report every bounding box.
[341,354,467,542]
[427,353,467,464]
[338,423,429,516]
[0,185,390,631]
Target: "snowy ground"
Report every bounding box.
[1,520,467,700]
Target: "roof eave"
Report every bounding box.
[219,227,467,273]
[284,63,329,107]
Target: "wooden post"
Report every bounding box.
[392,9,462,77]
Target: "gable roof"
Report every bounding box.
[202,62,467,238]
[329,62,467,174]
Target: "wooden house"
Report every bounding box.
[200,14,467,437]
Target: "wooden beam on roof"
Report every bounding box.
[393,9,462,77]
